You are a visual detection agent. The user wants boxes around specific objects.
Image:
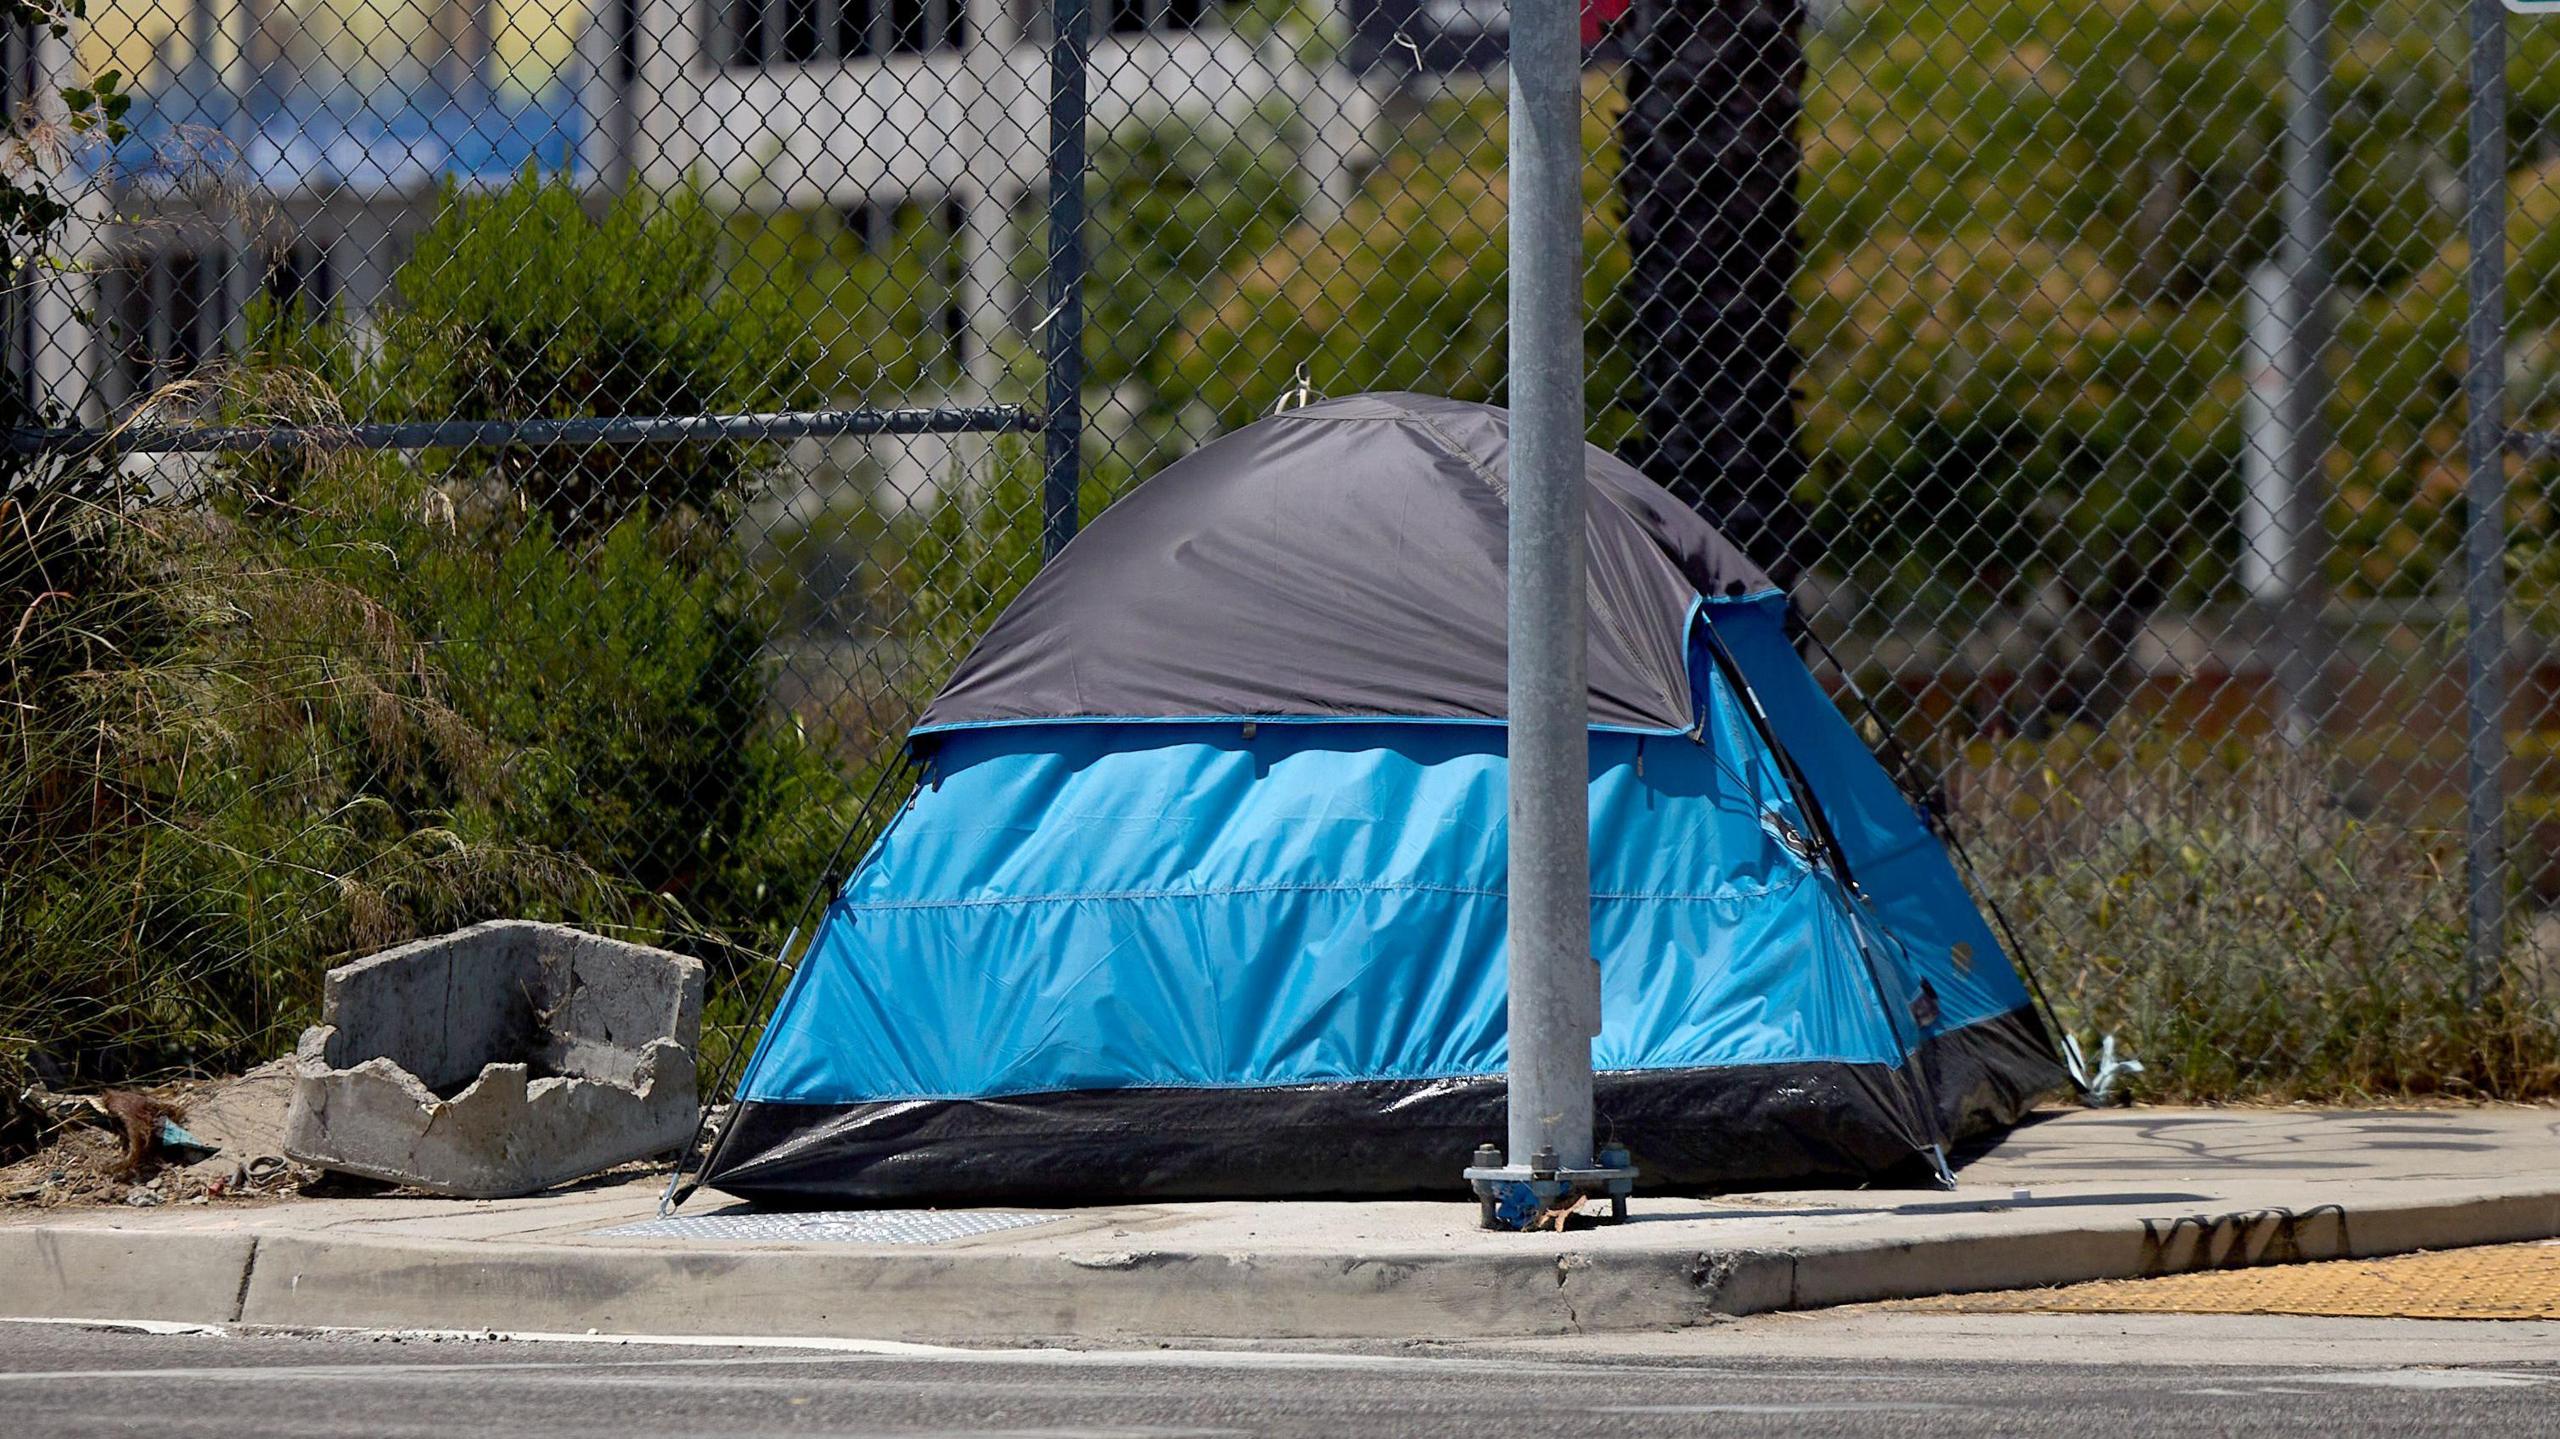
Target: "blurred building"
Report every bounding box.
[19,0,1367,420]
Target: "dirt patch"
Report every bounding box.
[3,1060,313,1210]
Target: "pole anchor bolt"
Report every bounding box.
[1464,1142,1637,1231]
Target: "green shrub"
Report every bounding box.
[376,170,820,539]
[362,174,853,991]
[1,481,628,1082]
[3,173,856,1089]
[888,443,1081,702]
[732,203,962,401]
[1161,4,2560,616]
[1162,88,1641,451]
[340,488,850,942]
[1046,113,1311,484]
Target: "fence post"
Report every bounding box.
[1042,0,1090,558]
[1501,0,1599,1184]
[2236,0,2333,749]
[2462,0,2509,1005]
[2239,266,2322,745]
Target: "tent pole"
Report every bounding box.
[1798,625,2077,1081]
[1693,617,1955,1182]
[1464,0,1632,1229]
[660,751,921,1213]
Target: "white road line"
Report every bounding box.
[0,1317,955,1353]
[2289,1369,2550,1390]
[0,1316,229,1338]
[1598,1402,1967,1415]
[327,1327,965,1356]
[0,1351,1699,1383]
[0,1322,1664,1380]
[0,1323,1949,1386]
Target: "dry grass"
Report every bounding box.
[1957,731,2560,1102]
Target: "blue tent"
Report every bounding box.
[702,393,2063,1203]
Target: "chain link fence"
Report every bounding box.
[6,0,2558,1101]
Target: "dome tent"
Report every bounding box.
[701,392,2065,1204]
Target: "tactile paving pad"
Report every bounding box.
[1912,1241,2560,1319]
[591,1209,1060,1245]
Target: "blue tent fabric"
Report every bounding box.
[703,398,2064,1204]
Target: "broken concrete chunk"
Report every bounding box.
[283,921,704,1199]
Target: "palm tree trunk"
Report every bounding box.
[1617,0,1811,581]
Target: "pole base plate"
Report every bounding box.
[1463,1146,1637,1231]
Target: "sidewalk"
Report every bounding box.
[4,1106,2555,1342]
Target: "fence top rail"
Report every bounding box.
[0,406,1042,456]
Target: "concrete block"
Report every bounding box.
[283,921,704,1199]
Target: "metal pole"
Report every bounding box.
[1503,0,1598,1179]
[0,405,1037,455]
[2240,266,2318,746]
[1042,0,1090,558]
[2240,0,2334,750]
[2462,0,2509,1005]
[2239,266,2295,607]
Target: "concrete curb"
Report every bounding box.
[7,1183,2558,1341]
[0,1227,259,1327]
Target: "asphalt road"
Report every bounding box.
[5,1319,2558,1438]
